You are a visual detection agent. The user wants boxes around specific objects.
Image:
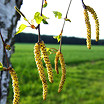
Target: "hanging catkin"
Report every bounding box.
[9,68,20,104]
[34,42,47,100]
[86,6,99,41]
[55,51,60,74]
[40,41,53,83]
[84,9,91,49]
[58,51,66,93]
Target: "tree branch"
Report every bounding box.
[59,0,72,52]
[0,31,9,68]
[38,0,44,42]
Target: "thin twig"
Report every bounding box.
[40,0,44,16]
[14,6,31,25]
[38,0,44,42]
[59,0,72,52]
[65,0,72,19]
[0,31,9,68]
[81,0,86,9]
[38,25,41,42]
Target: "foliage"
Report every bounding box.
[15,24,27,35]
[53,11,62,19]
[53,33,62,42]
[34,12,43,24]
[43,1,47,8]
[65,18,71,22]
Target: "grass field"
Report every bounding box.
[7,43,104,104]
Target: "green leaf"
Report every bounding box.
[43,2,47,8]
[42,19,48,24]
[53,33,62,42]
[34,12,43,24]
[42,14,49,19]
[53,11,62,19]
[65,18,71,22]
[0,62,3,71]
[15,24,27,35]
[46,48,51,55]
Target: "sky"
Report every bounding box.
[17,0,104,40]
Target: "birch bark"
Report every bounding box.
[0,0,22,104]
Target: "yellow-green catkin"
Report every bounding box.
[86,6,99,41]
[34,43,47,100]
[9,68,20,104]
[84,9,91,49]
[55,51,60,74]
[58,51,66,93]
[40,41,53,83]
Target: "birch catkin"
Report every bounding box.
[34,43,47,100]
[40,41,53,83]
[55,51,60,74]
[58,51,66,93]
[9,68,20,104]
[86,6,99,41]
[84,9,91,49]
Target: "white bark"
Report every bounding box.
[0,0,22,104]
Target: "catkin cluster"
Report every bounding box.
[55,51,66,93]
[55,51,60,74]
[84,9,91,49]
[40,41,53,83]
[86,6,99,42]
[34,42,47,100]
[83,6,99,49]
[34,41,66,99]
[9,68,20,104]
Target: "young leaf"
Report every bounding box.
[53,11,62,19]
[42,19,48,24]
[15,24,27,35]
[0,62,3,71]
[65,18,71,22]
[34,12,43,24]
[46,48,51,55]
[42,14,49,19]
[43,2,47,8]
[41,48,52,59]
[53,33,62,42]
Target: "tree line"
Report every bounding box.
[15,33,104,45]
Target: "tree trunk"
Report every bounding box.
[0,0,22,104]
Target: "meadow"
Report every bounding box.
[7,43,104,104]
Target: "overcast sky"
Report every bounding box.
[17,0,104,40]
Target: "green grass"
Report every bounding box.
[7,44,104,104]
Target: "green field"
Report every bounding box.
[8,44,104,104]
